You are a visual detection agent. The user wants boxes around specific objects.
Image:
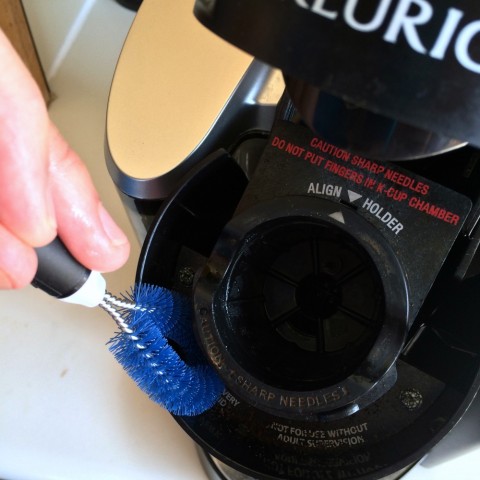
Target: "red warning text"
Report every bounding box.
[408,197,460,225]
[269,132,464,228]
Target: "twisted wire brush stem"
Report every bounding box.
[99,291,151,335]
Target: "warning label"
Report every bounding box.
[268,421,369,450]
[269,131,467,230]
[239,121,472,321]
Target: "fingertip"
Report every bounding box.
[67,240,131,274]
[58,216,131,274]
[100,239,131,273]
[95,203,131,271]
[98,203,130,248]
[89,223,131,274]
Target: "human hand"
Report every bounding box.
[0,29,130,289]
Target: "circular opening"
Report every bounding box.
[215,218,385,391]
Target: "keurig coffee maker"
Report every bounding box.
[106,1,480,478]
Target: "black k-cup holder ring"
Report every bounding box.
[194,196,409,420]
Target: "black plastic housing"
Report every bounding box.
[136,120,480,479]
[194,0,480,160]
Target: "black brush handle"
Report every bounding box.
[32,237,91,299]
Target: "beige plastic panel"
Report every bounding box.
[106,0,253,180]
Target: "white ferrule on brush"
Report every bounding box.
[60,270,106,308]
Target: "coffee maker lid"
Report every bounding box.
[194,0,480,159]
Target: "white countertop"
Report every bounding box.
[0,1,478,479]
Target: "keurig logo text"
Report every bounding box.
[293,0,480,74]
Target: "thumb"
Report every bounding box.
[47,123,131,273]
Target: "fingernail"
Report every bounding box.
[98,203,129,247]
[0,269,13,289]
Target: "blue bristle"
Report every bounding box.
[108,283,224,416]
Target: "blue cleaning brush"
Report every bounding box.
[32,237,224,416]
